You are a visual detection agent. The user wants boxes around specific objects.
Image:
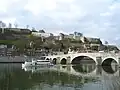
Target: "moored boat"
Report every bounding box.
[22,65,54,73]
[22,57,53,68]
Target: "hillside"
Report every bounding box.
[0,28,119,55]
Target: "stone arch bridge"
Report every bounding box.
[46,53,120,65]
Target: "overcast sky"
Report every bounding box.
[0,0,120,45]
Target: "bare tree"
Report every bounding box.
[0,21,6,34]
[26,25,29,29]
[105,41,108,45]
[32,27,37,32]
[0,21,3,28]
[14,23,18,28]
[2,22,6,28]
[8,23,12,28]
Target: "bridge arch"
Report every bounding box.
[60,58,67,64]
[53,58,57,64]
[71,55,96,64]
[46,58,49,60]
[102,57,118,66]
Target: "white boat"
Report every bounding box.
[22,58,53,68]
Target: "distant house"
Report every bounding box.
[54,36,59,40]
[99,45,119,53]
[59,33,65,40]
[9,28,21,32]
[73,32,83,40]
[74,32,83,36]
[0,45,7,48]
[67,34,74,39]
[20,29,31,34]
[79,37,103,51]
[86,37,102,44]
[107,45,119,51]
[58,32,83,40]
[39,30,45,33]
[0,28,31,34]
[32,32,53,38]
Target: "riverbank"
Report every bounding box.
[0,56,37,63]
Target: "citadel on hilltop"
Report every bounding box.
[0,22,119,56]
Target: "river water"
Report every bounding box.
[0,63,119,90]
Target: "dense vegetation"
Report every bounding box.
[0,28,119,55]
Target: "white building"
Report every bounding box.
[9,28,21,32]
[32,32,53,38]
[73,32,83,40]
[0,45,7,48]
[58,32,83,40]
[59,33,65,40]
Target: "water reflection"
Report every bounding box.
[0,64,119,90]
[102,65,118,74]
[72,64,96,74]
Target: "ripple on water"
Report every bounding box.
[0,63,119,90]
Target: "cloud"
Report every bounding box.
[100,12,112,16]
[24,0,57,16]
[0,0,120,44]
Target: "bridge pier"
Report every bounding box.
[96,57,102,65]
[56,57,61,64]
[66,56,71,64]
[96,66,102,75]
